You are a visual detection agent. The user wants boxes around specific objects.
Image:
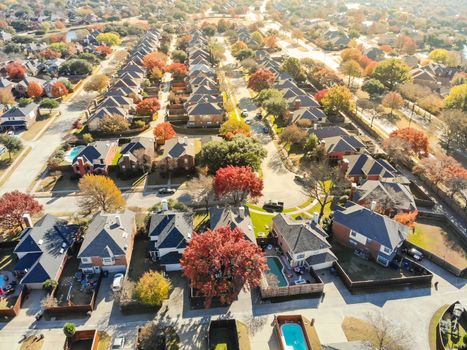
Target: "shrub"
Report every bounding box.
[82,133,93,143]
[43,279,58,292]
[63,323,76,338]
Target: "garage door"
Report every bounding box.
[102,265,126,273]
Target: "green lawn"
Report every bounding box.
[249,210,274,237]
[111,147,122,165]
[429,305,448,350]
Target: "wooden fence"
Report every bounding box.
[0,284,26,319]
[260,269,324,299]
[333,259,433,294]
[64,330,100,350]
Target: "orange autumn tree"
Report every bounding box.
[394,210,418,229]
[143,52,167,72]
[6,62,26,80]
[51,81,68,97]
[153,122,176,143]
[95,45,112,56]
[389,128,429,157]
[180,226,267,308]
[27,81,44,98]
[136,97,160,116]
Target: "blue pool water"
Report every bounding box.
[281,323,308,350]
[64,146,85,163]
[266,256,288,287]
[0,275,6,289]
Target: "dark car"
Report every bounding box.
[158,188,175,195]
[404,247,423,261]
[294,174,305,184]
[255,112,263,120]
[262,126,270,134]
[263,200,284,212]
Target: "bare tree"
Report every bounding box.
[305,161,348,220]
[366,312,410,350]
[365,186,408,214]
[185,175,214,210]
[383,136,412,164]
[133,148,152,173]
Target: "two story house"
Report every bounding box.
[272,213,336,270]
[159,137,200,172]
[332,202,409,266]
[77,211,136,274]
[72,141,118,176]
[0,103,39,131]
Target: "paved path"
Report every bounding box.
[0,47,127,195]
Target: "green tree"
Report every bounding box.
[96,32,121,46]
[321,85,353,115]
[40,98,59,110]
[263,95,287,117]
[234,48,254,61]
[251,31,264,46]
[43,279,58,292]
[0,134,23,160]
[372,58,411,90]
[199,135,267,173]
[172,50,187,63]
[362,79,386,99]
[281,57,305,82]
[340,59,363,87]
[59,59,92,76]
[444,84,467,111]
[135,271,171,306]
[63,323,76,338]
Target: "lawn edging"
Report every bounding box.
[429,304,449,350]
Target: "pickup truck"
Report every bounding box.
[263,201,284,212]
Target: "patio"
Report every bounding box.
[264,246,319,286]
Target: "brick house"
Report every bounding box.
[78,211,136,273]
[72,141,118,176]
[186,102,225,128]
[118,137,155,173]
[341,154,405,184]
[0,103,39,131]
[332,202,409,266]
[159,137,200,172]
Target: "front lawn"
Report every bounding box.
[429,305,448,350]
[247,205,274,237]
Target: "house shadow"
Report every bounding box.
[237,97,257,111]
[419,259,466,289]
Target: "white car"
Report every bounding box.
[112,273,124,292]
[241,109,248,118]
[112,336,125,349]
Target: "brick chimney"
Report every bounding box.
[293,97,301,110]
[76,156,86,176]
[339,158,349,177]
[350,183,357,200]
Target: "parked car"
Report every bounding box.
[112,273,124,292]
[255,112,262,120]
[112,336,125,349]
[158,187,175,195]
[241,109,248,118]
[262,126,269,134]
[404,247,423,261]
[294,174,305,184]
[263,200,284,212]
[245,119,252,125]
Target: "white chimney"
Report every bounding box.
[239,206,245,219]
[161,199,169,211]
[115,215,122,228]
[183,136,188,144]
[23,213,33,228]
[312,212,319,224]
[370,201,377,211]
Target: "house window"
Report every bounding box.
[377,255,389,266]
[350,231,357,237]
[296,253,305,260]
[102,257,115,265]
[81,257,91,264]
[383,246,391,254]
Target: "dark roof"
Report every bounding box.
[209,207,256,242]
[323,135,366,153]
[310,126,350,140]
[119,137,154,162]
[159,251,183,265]
[305,251,337,266]
[162,137,197,159]
[292,108,327,124]
[187,102,223,116]
[333,202,408,250]
[148,211,193,250]
[273,214,330,254]
[13,215,78,284]
[73,141,117,165]
[1,103,38,118]
[346,154,398,179]
[78,211,135,258]
[353,180,416,211]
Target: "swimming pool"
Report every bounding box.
[0,275,6,289]
[64,146,85,163]
[266,256,288,287]
[280,323,308,350]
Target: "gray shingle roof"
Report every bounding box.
[209,207,256,243]
[148,211,193,250]
[78,211,135,258]
[333,202,408,250]
[353,180,417,211]
[273,214,330,254]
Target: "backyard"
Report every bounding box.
[54,257,98,306]
[0,246,17,271]
[127,237,158,282]
[408,219,467,270]
[333,245,417,281]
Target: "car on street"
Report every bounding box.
[241,109,248,118]
[158,188,175,195]
[245,119,252,125]
[263,200,284,212]
[294,174,306,184]
[112,273,124,292]
[112,336,125,349]
[255,112,262,120]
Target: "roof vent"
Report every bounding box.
[38,239,43,245]
[62,242,67,248]
[122,231,128,238]
[59,248,64,254]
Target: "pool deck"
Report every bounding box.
[264,247,318,286]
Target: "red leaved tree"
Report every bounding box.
[247,68,276,92]
[389,128,429,157]
[314,89,328,102]
[27,81,44,98]
[214,166,263,205]
[166,63,188,80]
[394,210,418,229]
[143,52,167,71]
[413,155,467,186]
[0,191,43,230]
[154,122,176,143]
[180,226,267,308]
[49,34,66,43]
[95,45,112,56]
[6,62,26,80]
[39,49,62,59]
[136,97,160,116]
[51,81,68,97]
[55,20,65,29]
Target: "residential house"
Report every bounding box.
[87,106,128,132]
[78,211,136,273]
[118,137,155,173]
[332,202,409,266]
[13,214,79,289]
[272,213,336,270]
[187,102,225,128]
[321,135,366,160]
[14,76,46,96]
[291,108,327,126]
[350,180,417,213]
[410,67,439,91]
[148,210,193,271]
[159,136,200,172]
[72,141,118,176]
[401,55,419,69]
[0,102,39,130]
[209,206,256,242]
[364,47,385,61]
[341,154,408,183]
[0,78,13,93]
